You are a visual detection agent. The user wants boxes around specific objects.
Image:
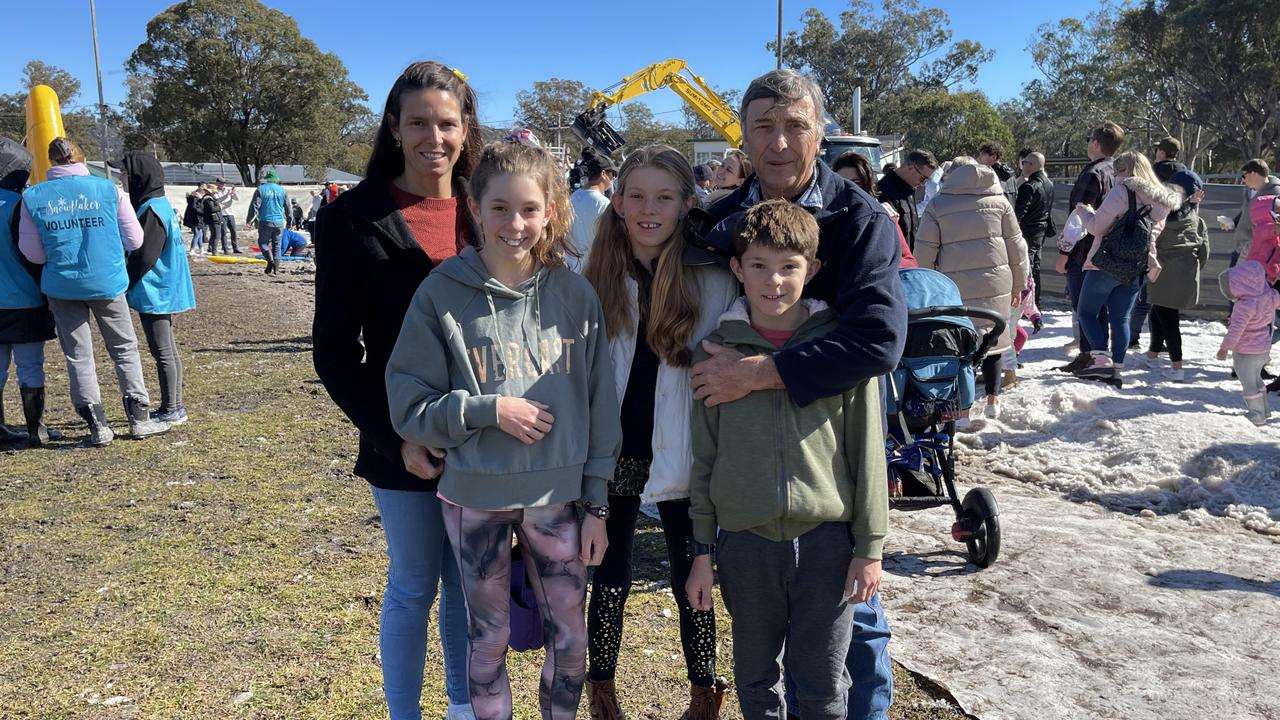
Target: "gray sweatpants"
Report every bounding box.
[47,295,150,409]
[140,313,183,412]
[1234,351,1270,424]
[717,522,855,720]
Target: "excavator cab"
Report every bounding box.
[571,108,627,156]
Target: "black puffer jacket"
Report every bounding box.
[1015,170,1055,248]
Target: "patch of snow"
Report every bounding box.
[961,311,1279,534]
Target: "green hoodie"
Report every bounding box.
[689,298,888,559]
[386,247,621,509]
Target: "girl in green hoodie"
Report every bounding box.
[386,140,622,720]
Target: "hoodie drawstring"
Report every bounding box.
[484,274,546,378]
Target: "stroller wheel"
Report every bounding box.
[959,487,1001,568]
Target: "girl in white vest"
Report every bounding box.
[582,145,738,720]
[17,138,170,445]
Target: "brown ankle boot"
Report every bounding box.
[680,677,729,720]
[586,678,625,720]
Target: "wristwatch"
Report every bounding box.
[580,501,610,520]
[687,539,716,557]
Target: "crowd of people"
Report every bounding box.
[3,56,1278,720]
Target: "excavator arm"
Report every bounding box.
[571,59,741,154]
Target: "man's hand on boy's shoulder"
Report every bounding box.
[844,557,882,605]
[691,341,785,407]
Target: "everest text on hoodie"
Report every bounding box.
[469,336,575,384]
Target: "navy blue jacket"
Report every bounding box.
[694,161,907,407]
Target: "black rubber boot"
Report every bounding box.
[123,395,170,439]
[19,386,51,447]
[0,389,28,444]
[75,404,115,447]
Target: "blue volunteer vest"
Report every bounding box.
[127,197,197,315]
[22,174,127,301]
[0,189,45,309]
[257,182,287,225]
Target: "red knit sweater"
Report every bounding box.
[388,182,459,265]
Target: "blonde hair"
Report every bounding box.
[48,137,85,166]
[469,141,573,269]
[731,198,819,261]
[584,145,701,367]
[1112,150,1160,185]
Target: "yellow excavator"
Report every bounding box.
[571,59,742,154]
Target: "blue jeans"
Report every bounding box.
[1067,267,1108,353]
[784,593,893,720]
[1077,270,1142,364]
[371,487,470,719]
[0,341,46,388]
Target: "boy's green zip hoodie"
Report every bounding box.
[689,298,888,559]
[386,246,621,510]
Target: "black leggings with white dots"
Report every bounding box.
[587,494,717,686]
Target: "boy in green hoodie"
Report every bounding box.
[685,199,889,720]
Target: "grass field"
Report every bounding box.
[0,261,972,719]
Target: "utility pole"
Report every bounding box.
[776,1,783,69]
[89,0,110,180]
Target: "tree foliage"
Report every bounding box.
[1007,0,1280,171]
[619,104,692,156]
[125,0,367,184]
[514,78,595,152]
[0,60,119,164]
[899,89,1013,163]
[772,0,993,134]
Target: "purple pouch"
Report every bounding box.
[508,543,545,652]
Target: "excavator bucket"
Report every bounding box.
[571,109,626,155]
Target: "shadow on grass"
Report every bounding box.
[196,336,313,354]
[1147,569,1280,597]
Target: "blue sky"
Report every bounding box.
[6,0,1100,130]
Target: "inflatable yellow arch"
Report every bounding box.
[25,85,65,185]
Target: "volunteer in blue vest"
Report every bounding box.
[17,137,171,446]
[121,152,196,426]
[0,138,58,447]
[251,170,288,274]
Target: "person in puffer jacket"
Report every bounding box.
[1246,194,1280,285]
[1073,151,1183,385]
[1218,260,1280,426]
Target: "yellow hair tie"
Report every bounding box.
[451,67,468,82]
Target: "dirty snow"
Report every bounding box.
[884,310,1280,720]
[960,310,1280,535]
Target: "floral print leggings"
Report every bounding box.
[442,501,587,720]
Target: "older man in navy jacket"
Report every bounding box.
[691,69,906,720]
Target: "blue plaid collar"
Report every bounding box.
[740,164,824,210]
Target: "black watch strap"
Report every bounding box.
[688,539,716,557]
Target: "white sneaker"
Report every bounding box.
[1134,354,1161,369]
[1163,368,1185,382]
[984,400,1000,419]
[446,703,476,720]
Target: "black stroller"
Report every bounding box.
[884,268,1008,568]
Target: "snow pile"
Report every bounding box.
[959,310,1280,534]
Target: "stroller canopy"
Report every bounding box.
[899,268,976,331]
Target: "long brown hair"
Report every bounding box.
[584,145,700,367]
[469,141,573,269]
